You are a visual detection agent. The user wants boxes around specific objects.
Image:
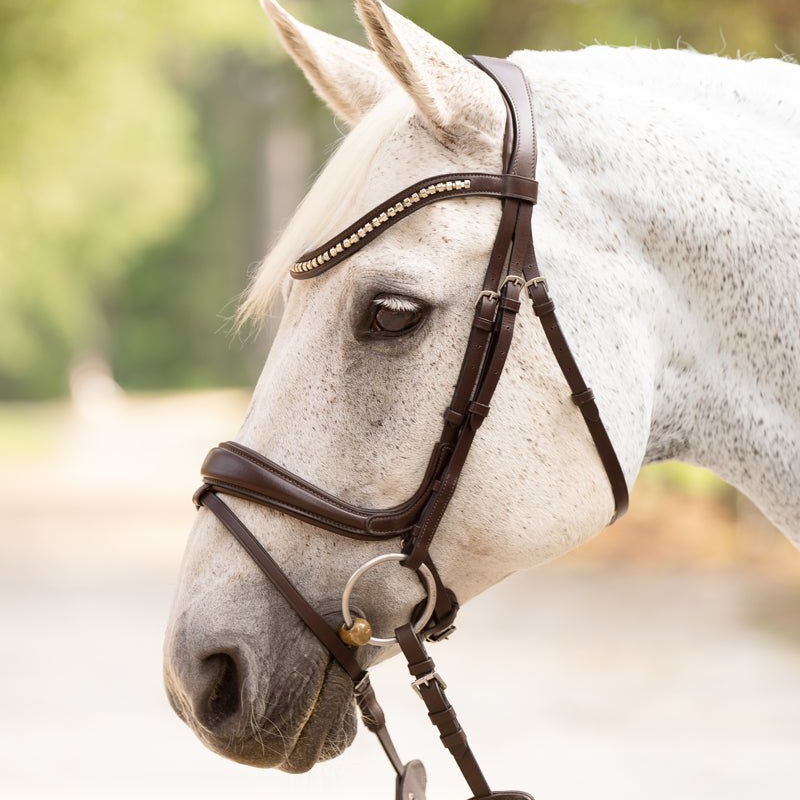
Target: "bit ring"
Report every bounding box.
[341,553,437,647]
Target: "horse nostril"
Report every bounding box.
[200,652,242,730]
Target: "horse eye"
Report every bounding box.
[369,300,425,335]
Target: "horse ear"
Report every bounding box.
[354,0,505,146]
[260,0,393,126]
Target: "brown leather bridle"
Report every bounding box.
[193,56,628,800]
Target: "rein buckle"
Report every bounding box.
[427,625,456,643]
[523,275,549,295]
[474,289,500,308]
[411,670,447,698]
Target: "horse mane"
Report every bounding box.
[238,90,414,325]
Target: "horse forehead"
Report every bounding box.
[246,107,505,421]
[359,122,454,200]
[349,105,500,208]
[282,192,503,324]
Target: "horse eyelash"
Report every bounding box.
[372,294,423,313]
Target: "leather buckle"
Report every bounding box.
[523,275,549,294]
[475,289,499,308]
[411,670,448,698]
[527,276,554,316]
[571,387,595,407]
[474,290,500,327]
[498,274,525,292]
[426,625,456,643]
[474,290,500,324]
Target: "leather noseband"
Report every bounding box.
[193,55,628,800]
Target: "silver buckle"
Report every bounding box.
[474,289,499,308]
[498,274,525,292]
[522,275,549,294]
[411,670,447,698]
[427,625,456,643]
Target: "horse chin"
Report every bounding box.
[279,666,358,773]
[174,661,358,772]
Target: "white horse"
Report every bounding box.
[164,0,800,776]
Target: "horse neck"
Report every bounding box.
[516,47,800,540]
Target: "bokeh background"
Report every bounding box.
[1,1,798,798]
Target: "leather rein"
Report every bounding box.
[193,56,629,800]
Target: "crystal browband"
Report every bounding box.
[290,179,472,275]
[289,172,539,279]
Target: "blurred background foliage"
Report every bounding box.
[2,12,796,790]
[1,0,798,399]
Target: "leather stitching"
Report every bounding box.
[209,480,367,535]
[224,444,374,518]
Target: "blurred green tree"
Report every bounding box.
[403,0,799,57]
[1,0,797,399]
[0,0,271,398]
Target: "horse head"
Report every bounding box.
[164,0,659,775]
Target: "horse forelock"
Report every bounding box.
[239,91,415,324]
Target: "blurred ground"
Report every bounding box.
[0,390,798,800]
